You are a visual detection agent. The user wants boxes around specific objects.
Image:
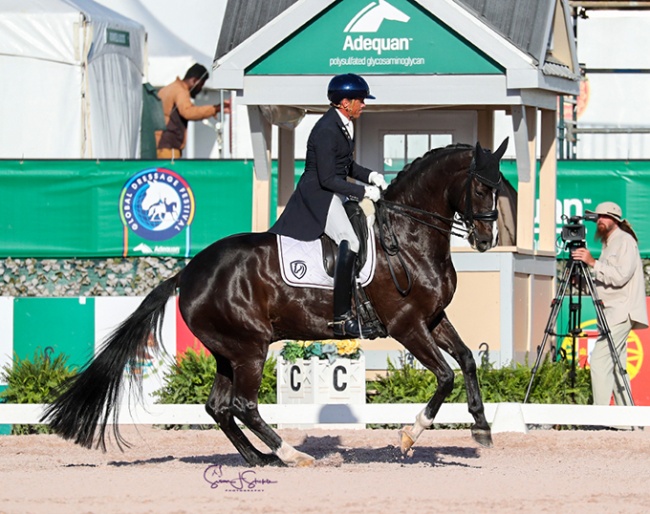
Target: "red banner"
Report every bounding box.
[175,297,208,357]
[560,298,650,405]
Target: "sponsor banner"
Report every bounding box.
[247,0,502,75]
[3,295,650,405]
[5,297,178,405]
[500,159,650,258]
[0,160,256,258]
[557,297,650,405]
[2,159,650,257]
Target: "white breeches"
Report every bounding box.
[324,194,360,253]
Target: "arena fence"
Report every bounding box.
[2,403,650,433]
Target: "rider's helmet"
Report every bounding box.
[327,73,375,105]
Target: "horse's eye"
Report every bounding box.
[474,189,485,198]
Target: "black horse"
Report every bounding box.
[43,139,508,467]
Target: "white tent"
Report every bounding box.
[0,0,146,158]
[94,0,216,88]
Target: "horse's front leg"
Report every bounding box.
[433,313,493,448]
[396,323,456,454]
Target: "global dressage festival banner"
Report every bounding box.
[1,159,650,258]
[0,160,258,258]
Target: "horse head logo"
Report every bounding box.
[134,243,153,254]
[290,260,307,280]
[344,0,410,33]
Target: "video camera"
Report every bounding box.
[560,212,598,248]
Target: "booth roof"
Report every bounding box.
[214,0,557,65]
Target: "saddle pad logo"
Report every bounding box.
[119,168,195,242]
[290,260,307,280]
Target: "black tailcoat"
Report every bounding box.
[269,107,372,240]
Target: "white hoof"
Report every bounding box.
[398,426,416,454]
[276,442,315,467]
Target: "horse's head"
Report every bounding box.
[460,138,508,252]
[382,138,508,253]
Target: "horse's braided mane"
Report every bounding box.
[388,143,473,191]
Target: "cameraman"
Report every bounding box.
[571,201,648,406]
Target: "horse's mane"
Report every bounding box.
[387,143,473,193]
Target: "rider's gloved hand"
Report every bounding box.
[364,185,381,202]
[368,171,388,190]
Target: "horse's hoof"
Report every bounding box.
[398,426,415,454]
[294,454,316,467]
[472,428,493,448]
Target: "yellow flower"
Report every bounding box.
[336,339,360,355]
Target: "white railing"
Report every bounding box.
[2,403,650,432]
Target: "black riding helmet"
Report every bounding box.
[327,73,376,105]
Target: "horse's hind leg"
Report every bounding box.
[230,355,315,467]
[434,314,493,448]
[206,355,284,467]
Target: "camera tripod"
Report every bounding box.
[524,248,634,405]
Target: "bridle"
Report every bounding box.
[375,159,500,296]
[380,159,500,241]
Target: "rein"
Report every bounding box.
[379,162,499,239]
[378,199,470,238]
[375,200,413,296]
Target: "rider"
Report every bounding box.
[269,73,388,338]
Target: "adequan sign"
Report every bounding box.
[246,0,503,75]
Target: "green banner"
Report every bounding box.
[13,298,95,369]
[247,0,502,75]
[0,160,258,258]
[2,158,650,258]
[500,160,650,258]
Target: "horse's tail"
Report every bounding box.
[41,273,182,450]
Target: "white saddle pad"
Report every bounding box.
[277,227,377,290]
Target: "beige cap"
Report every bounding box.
[585,201,623,222]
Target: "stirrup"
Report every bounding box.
[329,312,377,339]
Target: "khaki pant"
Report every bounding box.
[157,148,182,159]
[590,318,633,406]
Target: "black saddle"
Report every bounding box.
[320,201,369,277]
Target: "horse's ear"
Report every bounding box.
[473,141,485,167]
[493,137,509,161]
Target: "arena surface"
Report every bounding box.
[1,426,648,513]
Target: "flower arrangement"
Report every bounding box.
[279,339,362,363]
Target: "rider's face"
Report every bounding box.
[343,98,365,120]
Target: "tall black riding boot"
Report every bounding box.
[330,240,376,339]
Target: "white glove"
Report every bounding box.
[368,171,389,190]
[364,185,381,202]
